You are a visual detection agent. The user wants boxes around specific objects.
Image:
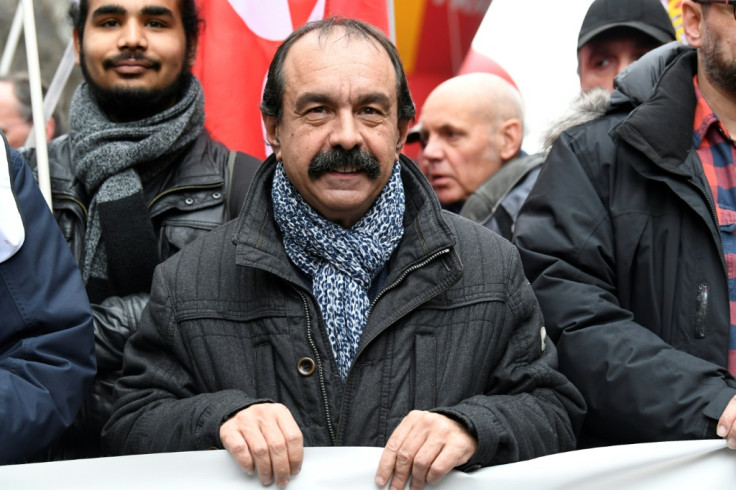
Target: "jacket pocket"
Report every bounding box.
[253,342,280,402]
[412,334,436,410]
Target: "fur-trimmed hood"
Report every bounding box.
[542,41,693,152]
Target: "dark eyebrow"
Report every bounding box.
[356,93,391,110]
[91,5,126,18]
[294,92,333,112]
[141,5,175,18]
[294,92,393,113]
[90,4,175,19]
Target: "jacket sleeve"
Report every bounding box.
[102,264,267,454]
[81,293,151,435]
[432,241,586,467]
[513,131,736,444]
[0,147,96,464]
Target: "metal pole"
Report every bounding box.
[0,4,24,76]
[386,0,396,44]
[21,0,52,208]
[24,40,76,148]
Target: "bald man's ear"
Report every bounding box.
[499,119,523,162]
[682,1,704,47]
[263,114,282,161]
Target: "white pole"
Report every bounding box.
[21,0,52,208]
[386,0,396,44]
[24,40,77,148]
[0,4,24,76]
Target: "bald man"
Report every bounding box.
[416,73,543,239]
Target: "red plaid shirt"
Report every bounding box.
[693,75,736,376]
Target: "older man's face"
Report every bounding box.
[0,81,32,148]
[265,29,407,228]
[418,94,503,206]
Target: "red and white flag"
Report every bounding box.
[193,0,391,159]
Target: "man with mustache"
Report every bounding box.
[104,17,585,489]
[21,0,259,459]
[514,1,736,449]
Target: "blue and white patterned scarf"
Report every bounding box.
[272,161,405,381]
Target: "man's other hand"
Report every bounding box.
[718,395,736,450]
[375,410,477,490]
[220,403,304,487]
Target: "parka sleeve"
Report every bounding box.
[513,129,736,444]
[431,242,586,467]
[101,264,268,454]
[0,147,96,464]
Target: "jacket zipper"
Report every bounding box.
[365,248,451,324]
[335,248,452,440]
[147,183,222,209]
[295,288,336,445]
[689,177,724,253]
[54,194,88,217]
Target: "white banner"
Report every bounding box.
[0,440,734,489]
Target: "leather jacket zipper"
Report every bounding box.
[295,288,336,445]
[147,183,222,209]
[54,194,88,217]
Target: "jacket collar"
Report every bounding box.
[232,153,458,286]
[614,44,699,176]
[45,131,223,201]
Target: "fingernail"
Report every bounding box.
[718,425,727,438]
[375,476,386,487]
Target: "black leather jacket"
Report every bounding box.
[23,130,249,459]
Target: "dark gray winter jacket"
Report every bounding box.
[103,154,584,467]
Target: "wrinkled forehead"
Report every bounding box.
[284,28,394,81]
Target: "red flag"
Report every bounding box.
[193,1,390,159]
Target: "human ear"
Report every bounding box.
[263,114,282,161]
[682,0,704,48]
[395,119,410,160]
[499,119,523,161]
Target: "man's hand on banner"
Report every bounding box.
[375,410,477,490]
[220,403,304,488]
[717,396,736,450]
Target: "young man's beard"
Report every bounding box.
[79,49,193,123]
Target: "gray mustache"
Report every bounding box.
[308,148,381,180]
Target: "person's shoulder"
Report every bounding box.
[161,218,238,271]
[541,88,615,152]
[442,210,515,252]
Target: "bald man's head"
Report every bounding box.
[417,73,525,206]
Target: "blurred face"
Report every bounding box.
[578,29,661,92]
[264,29,408,228]
[0,81,32,148]
[75,0,192,120]
[418,93,504,206]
